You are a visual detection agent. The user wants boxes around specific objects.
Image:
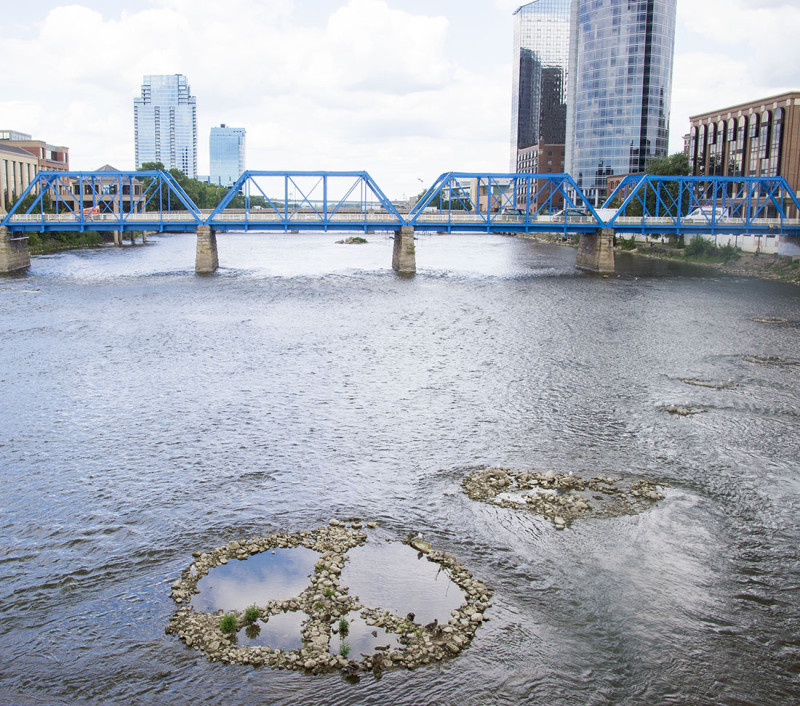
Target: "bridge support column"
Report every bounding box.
[195,225,219,273]
[0,226,30,273]
[392,226,416,274]
[113,230,122,246]
[576,228,615,275]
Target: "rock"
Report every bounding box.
[410,539,432,553]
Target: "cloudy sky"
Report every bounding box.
[1,0,798,198]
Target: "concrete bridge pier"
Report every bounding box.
[392,225,416,274]
[195,225,219,273]
[576,228,615,275]
[0,226,30,273]
[113,231,122,246]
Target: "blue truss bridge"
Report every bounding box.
[2,169,800,274]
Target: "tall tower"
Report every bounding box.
[565,0,677,204]
[209,125,246,186]
[134,74,198,178]
[510,0,571,174]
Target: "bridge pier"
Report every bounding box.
[392,226,416,274]
[576,228,615,275]
[195,225,219,273]
[0,226,30,273]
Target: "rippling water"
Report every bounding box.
[1,232,799,705]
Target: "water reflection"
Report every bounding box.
[191,547,318,612]
[237,612,306,651]
[341,542,465,627]
[329,611,401,658]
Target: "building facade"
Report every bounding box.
[134,74,197,178]
[510,0,571,174]
[209,124,246,186]
[687,92,800,195]
[0,143,38,209]
[1,130,70,210]
[566,0,677,204]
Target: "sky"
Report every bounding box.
[1,0,799,199]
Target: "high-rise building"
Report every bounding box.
[134,74,197,178]
[565,0,677,204]
[209,125,246,186]
[510,1,571,174]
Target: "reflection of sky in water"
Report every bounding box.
[191,547,319,612]
[329,611,401,657]
[340,542,465,627]
[237,612,306,652]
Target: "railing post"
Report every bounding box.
[195,225,219,273]
[0,226,31,273]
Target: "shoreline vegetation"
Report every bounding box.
[523,232,800,286]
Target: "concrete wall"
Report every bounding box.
[0,226,30,272]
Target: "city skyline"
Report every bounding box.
[1,0,798,198]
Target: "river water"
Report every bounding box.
[1,233,798,705]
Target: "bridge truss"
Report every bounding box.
[205,171,404,232]
[409,172,604,233]
[604,175,800,236]
[3,170,800,238]
[2,170,202,232]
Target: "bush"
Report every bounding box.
[684,236,716,258]
[618,237,637,251]
[219,613,238,634]
[243,605,260,623]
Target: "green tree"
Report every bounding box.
[615,153,692,218]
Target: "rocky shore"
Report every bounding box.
[166,521,492,677]
[462,468,665,528]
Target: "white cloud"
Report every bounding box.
[0,0,504,196]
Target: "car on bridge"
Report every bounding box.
[553,207,590,218]
[686,206,729,221]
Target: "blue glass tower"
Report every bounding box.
[565,0,677,204]
[510,0,571,173]
[209,125,246,186]
[134,74,197,178]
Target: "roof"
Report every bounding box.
[0,143,37,159]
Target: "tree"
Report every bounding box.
[615,153,692,217]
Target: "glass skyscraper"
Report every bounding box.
[510,0,571,173]
[134,74,197,178]
[565,0,677,203]
[209,125,246,186]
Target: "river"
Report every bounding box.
[1,232,798,705]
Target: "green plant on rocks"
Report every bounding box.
[338,617,349,637]
[244,604,260,623]
[219,613,238,634]
[339,640,351,658]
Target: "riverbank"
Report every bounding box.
[520,232,800,285]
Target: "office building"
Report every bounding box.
[687,92,800,191]
[0,143,38,209]
[565,0,677,204]
[134,74,197,178]
[510,0,571,174]
[209,125,246,186]
[0,130,69,172]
